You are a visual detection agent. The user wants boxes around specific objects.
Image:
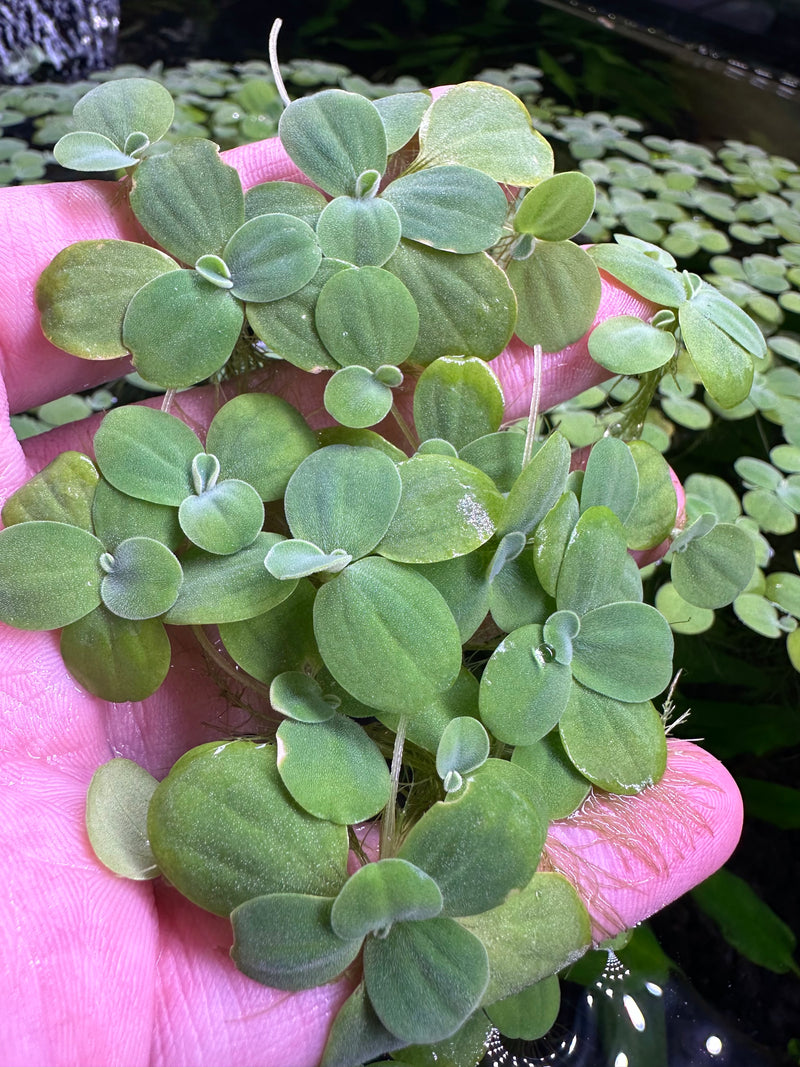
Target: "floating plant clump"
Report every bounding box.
[0,23,768,1065]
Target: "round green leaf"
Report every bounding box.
[655,582,715,635]
[232,893,361,991]
[385,240,516,365]
[678,300,754,409]
[147,739,348,916]
[324,365,395,428]
[219,580,319,685]
[589,243,688,307]
[284,445,402,559]
[265,539,351,580]
[313,557,462,715]
[580,436,640,525]
[398,758,546,917]
[509,240,601,353]
[511,731,591,820]
[381,165,507,254]
[416,81,553,186]
[129,139,244,265]
[316,196,402,267]
[60,606,170,702]
[459,872,590,1006]
[489,545,555,633]
[2,451,98,531]
[331,859,442,941]
[123,269,243,389]
[277,714,391,824]
[588,315,676,375]
[743,489,797,535]
[765,571,800,618]
[224,213,321,303]
[93,405,202,505]
[0,520,102,630]
[165,533,295,624]
[556,507,634,617]
[86,759,159,880]
[559,682,667,793]
[373,91,431,153]
[270,671,337,723]
[72,77,174,149]
[414,356,504,451]
[542,609,581,666]
[733,593,783,638]
[435,716,490,786]
[194,253,233,289]
[624,440,679,551]
[479,623,572,746]
[100,536,182,620]
[53,131,137,170]
[364,918,489,1045]
[671,522,756,609]
[688,283,767,358]
[453,433,523,489]
[178,478,264,555]
[279,90,388,198]
[571,601,674,702]
[515,171,596,241]
[315,266,419,370]
[205,393,317,503]
[377,454,503,564]
[409,551,492,643]
[532,490,579,598]
[246,257,347,372]
[245,180,327,227]
[486,976,561,1041]
[36,240,180,360]
[498,432,571,538]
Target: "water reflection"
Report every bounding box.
[482,950,781,1066]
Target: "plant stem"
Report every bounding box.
[607,366,663,440]
[161,388,175,414]
[522,343,543,468]
[380,715,407,858]
[269,20,291,108]
[391,402,418,452]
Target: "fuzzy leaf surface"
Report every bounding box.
[276,714,391,824]
[147,739,348,916]
[36,240,179,360]
[313,557,462,715]
[86,759,159,880]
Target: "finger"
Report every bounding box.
[544,738,743,943]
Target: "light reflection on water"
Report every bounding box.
[482,950,781,1067]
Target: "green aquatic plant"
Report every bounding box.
[0,32,770,1064]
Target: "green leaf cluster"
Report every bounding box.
[3,59,784,1066]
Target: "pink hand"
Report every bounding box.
[0,134,741,1067]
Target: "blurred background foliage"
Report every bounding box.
[1,2,799,1063]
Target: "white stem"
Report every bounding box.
[161,388,175,414]
[522,343,543,468]
[269,20,291,109]
[380,715,407,858]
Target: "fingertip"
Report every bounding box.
[544,739,743,942]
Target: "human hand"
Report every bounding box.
[0,135,742,1067]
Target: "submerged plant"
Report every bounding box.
[0,26,767,1065]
